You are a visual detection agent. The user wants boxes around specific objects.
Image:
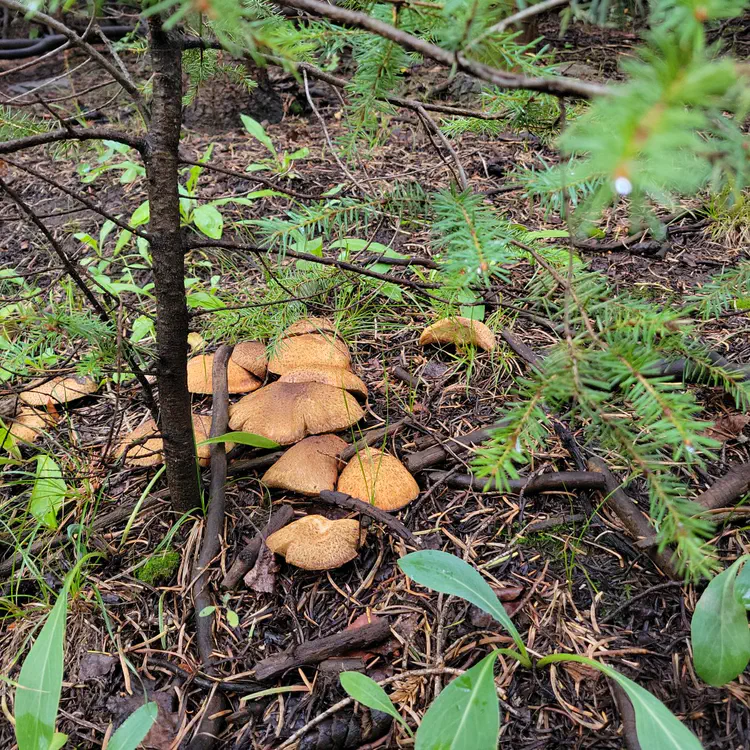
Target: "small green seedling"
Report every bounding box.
[241,114,309,177]
[200,593,240,628]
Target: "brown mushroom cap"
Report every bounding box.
[268,333,351,376]
[419,317,496,352]
[262,435,347,495]
[278,366,368,399]
[231,342,268,379]
[265,514,364,570]
[20,374,98,407]
[228,381,364,445]
[337,447,419,511]
[117,413,229,467]
[284,317,338,337]
[187,354,261,394]
[8,407,57,444]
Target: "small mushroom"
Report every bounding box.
[278,365,368,398]
[228,381,364,445]
[262,435,347,495]
[8,407,58,444]
[337,447,419,511]
[231,341,268,379]
[187,354,261,394]
[266,514,365,570]
[117,413,228,467]
[419,316,496,352]
[268,333,351,376]
[20,374,98,407]
[284,317,338,337]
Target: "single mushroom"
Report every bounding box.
[20,374,98,407]
[278,365,367,399]
[419,316,496,352]
[187,354,261,394]
[231,341,268,379]
[228,381,364,445]
[268,333,351,376]
[262,435,347,495]
[117,413,229,467]
[284,317,338,337]
[265,514,365,570]
[337,447,419,511]
[8,407,58,444]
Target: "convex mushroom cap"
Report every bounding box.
[279,365,367,399]
[268,333,351,376]
[265,514,365,570]
[419,316,496,352]
[187,354,261,394]
[262,435,347,495]
[20,374,97,406]
[231,342,268,379]
[228,381,364,445]
[8,407,58,444]
[284,317,339,337]
[337,447,419,511]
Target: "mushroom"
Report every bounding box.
[20,374,98,407]
[278,365,368,399]
[419,316,496,352]
[284,317,338,337]
[265,514,365,570]
[8,407,57,444]
[231,341,268,379]
[262,435,347,495]
[337,447,419,511]
[117,413,228,467]
[228,381,364,445]
[267,333,351,376]
[187,354,261,394]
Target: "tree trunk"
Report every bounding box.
[146,19,201,513]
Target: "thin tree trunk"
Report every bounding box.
[146,18,201,513]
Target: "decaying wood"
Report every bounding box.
[221,505,295,590]
[431,470,607,494]
[694,462,750,511]
[253,617,392,681]
[587,457,680,580]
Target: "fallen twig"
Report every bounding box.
[694,461,750,511]
[429,470,607,494]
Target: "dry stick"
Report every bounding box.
[0,176,158,419]
[189,345,232,750]
[318,490,421,549]
[587,457,680,580]
[694,461,750,511]
[414,103,468,190]
[429,470,606,494]
[0,0,145,116]
[253,617,391,681]
[0,124,144,156]
[272,0,608,99]
[220,505,294,590]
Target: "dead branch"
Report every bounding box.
[694,462,750,511]
[429,470,607,494]
[0,126,145,156]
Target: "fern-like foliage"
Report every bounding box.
[182,48,256,106]
[0,106,48,141]
[688,262,750,320]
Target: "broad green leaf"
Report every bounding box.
[692,557,750,685]
[456,287,484,321]
[241,114,276,156]
[415,651,499,750]
[538,655,703,750]
[398,551,528,662]
[130,315,155,344]
[130,201,150,228]
[287,146,310,160]
[227,609,239,628]
[340,672,412,736]
[192,204,224,240]
[524,229,570,241]
[0,419,21,457]
[735,561,750,610]
[107,701,158,750]
[211,190,282,206]
[29,455,67,529]
[49,733,67,750]
[199,432,279,449]
[15,579,70,750]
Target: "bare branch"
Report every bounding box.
[0,126,146,155]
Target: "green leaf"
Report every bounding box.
[130,201,150,228]
[14,580,70,750]
[736,561,750,610]
[415,651,500,750]
[198,432,279,449]
[398,551,528,663]
[49,733,68,750]
[130,315,155,344]
[538,655,703,750]
[199,606,216,617]
[340,672,412,736]
[192,204,224,240]
[227,609,239,628]
[241,114,276,157]
[29,455,67,529]
[107,701,158,750]
[456,287,484,321]
[691,557,750,686]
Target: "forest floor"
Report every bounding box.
[0,14,749,750]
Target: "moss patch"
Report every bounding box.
[136,549,180,585]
